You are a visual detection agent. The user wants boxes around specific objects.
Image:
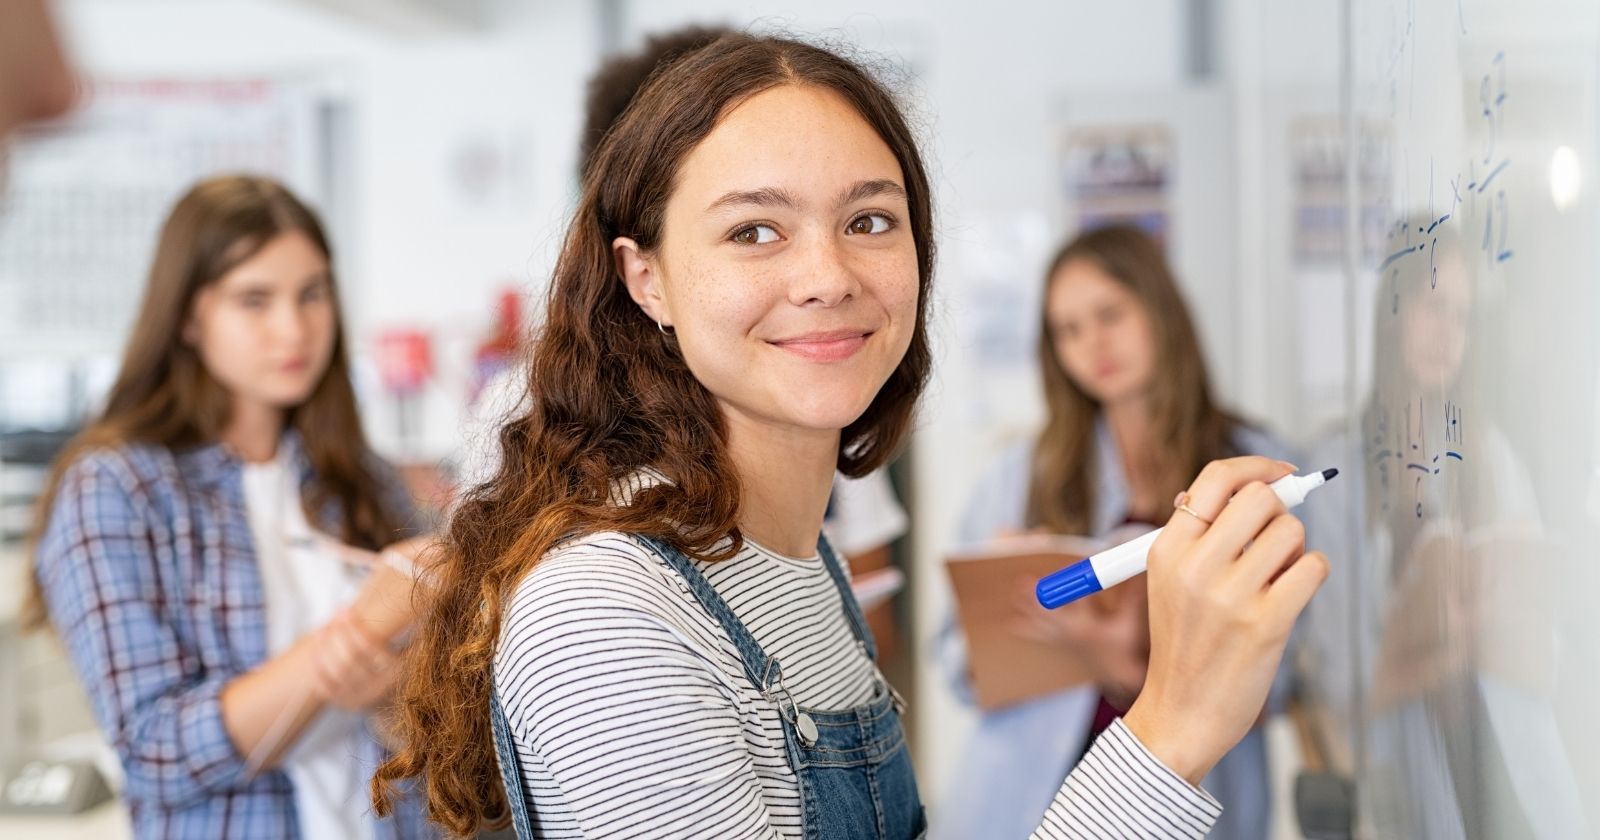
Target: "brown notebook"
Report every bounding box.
[944,535,1107,711]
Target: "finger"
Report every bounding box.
[316,620,350,666]
[353,653,398,704]
[1168,456,1297,540]
[1152,458,1296,574]
[307,640,340,701]
[342,612,393,657]
[312,640,358,705]
[1263,551,1330,629]
[1233,513,1307,590]
[1172,479,1286,579]
[320,621,364,681]
[345,635,390,682]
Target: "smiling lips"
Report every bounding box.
[768,329,873,362]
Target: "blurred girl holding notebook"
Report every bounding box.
[30,176,435,839]
[934,224,1297,840]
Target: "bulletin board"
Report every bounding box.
[0,77,333,359]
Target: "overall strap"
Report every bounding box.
[488,689,536,839]
[815,533,878,662]
[634,535,787,693]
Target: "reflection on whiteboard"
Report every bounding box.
[1291,117,1390,266]
[0,78,329,356]
[1295,1,1600,838]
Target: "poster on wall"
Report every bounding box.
[1061,125,1172,245]
[0,77,334,358]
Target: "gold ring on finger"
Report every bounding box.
[1172,491,1214,525]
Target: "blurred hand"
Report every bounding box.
[1371,527,1475,707]
[331,534,442,643]
[1008,576,1149,709]
[310,608,402,711]
[1122,456,1328,785]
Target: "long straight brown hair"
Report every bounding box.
[25,175,401,625]
[372,33,935,836]
[1027,225,1241,534]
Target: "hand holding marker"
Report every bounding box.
[1037,468,1339,609]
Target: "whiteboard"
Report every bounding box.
[1298,1,1600,837]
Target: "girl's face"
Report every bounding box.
[1400,256,1471,392]
[619,84,918,439]
[186,230,337,416]
[1045,258,1158,406]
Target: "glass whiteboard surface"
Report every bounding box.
[1301,1,1600,837]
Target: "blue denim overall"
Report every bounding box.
[489,534,926,839]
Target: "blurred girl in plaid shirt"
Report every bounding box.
[28,175,438,839]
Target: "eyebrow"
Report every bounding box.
[706,186,802,214]
[836,179,906,207]
[227,271,329,294]
[704,179,908,214]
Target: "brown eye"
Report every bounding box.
[847,214,892,235]
[731,224,779,245]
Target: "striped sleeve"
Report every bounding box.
[1031,719,1223,840]
[496,551,786,839]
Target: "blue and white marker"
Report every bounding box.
[1036,468,1338,609]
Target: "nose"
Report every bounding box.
[270,299,309,349]
[788,232,861,308]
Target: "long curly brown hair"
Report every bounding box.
[371,33,935,836]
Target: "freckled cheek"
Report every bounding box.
[864,256,920,323]
[674,262,780,343]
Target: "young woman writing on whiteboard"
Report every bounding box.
[374,33,1327,839]
[29,176,436,839]
[935,225,1297,840]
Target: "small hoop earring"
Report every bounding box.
[656,318,672,335]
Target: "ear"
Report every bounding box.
[613,236,671,329]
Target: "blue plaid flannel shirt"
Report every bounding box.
[35,434,437,839]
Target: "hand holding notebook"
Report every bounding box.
[945,528,1154,710]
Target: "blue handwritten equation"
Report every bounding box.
[1378,52,1513,314]
[1370,397,1467,518]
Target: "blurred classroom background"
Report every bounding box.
[4,1,1596,838]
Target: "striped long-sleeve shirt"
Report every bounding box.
[495,532,1221,839]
